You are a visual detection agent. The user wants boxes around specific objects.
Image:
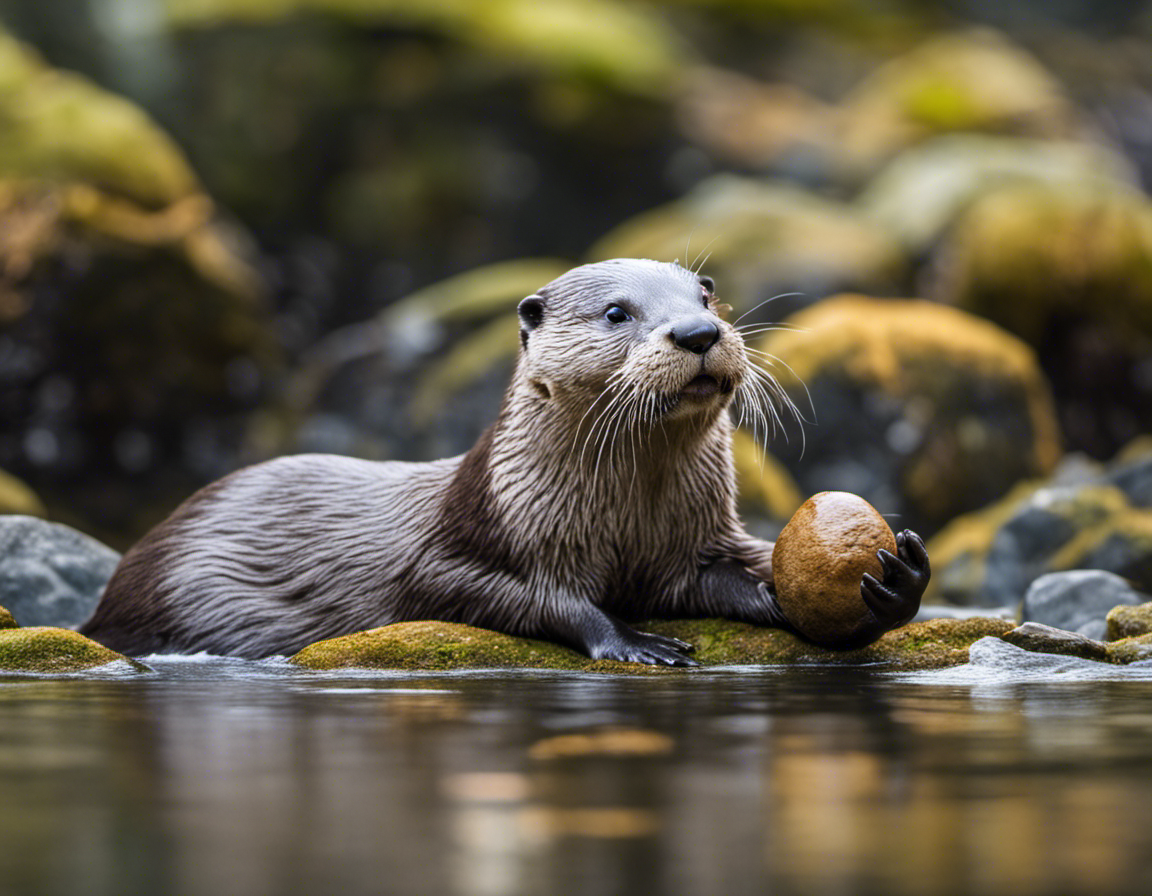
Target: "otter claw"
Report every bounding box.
[860,529,930,632]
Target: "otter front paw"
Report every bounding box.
[593,628,699,667]
[860,529,930,632]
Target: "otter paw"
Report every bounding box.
[596,629,700,667]
[860,529,930,631]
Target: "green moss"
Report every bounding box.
[0,627,148,674]
[290,617,1014,673]
[0,31,198,206]
[0,606,15,630]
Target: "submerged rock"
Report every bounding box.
[0,516,120,628]
[1021,570,1149,639]
[756,295,1060,536]
[0,625,146,674]
[289,616,1015,673]
[1106,602,1152,640]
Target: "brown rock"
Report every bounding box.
[772,491,896,643]
[1001,622,1110,661]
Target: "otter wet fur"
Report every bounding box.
[81,259,930,664]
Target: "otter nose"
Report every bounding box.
[670,316,720,355]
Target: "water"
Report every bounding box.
[2,646,1152,896]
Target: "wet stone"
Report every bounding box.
[1001,622,1110,662]
[1021,570,1149,640]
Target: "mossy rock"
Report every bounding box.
[858,135,1137,254]
[1106,602,1152,641]
[835,29,1076,180]
[0,32,198,205]
[1048,508,1152,593]
[756,295,1060,536]
[168,0,688,97]
[0,605,15,630]
[936,181,1152,342]
[1105,632,1152,664]
[289,616,1014,673]
[0,626,148,674]
[588,175,907,315]
[0,469,45,517]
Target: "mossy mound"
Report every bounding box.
[835,29,1076,179]
[589,175,907,315]
[0,626,147,674]
[757,295,1060,535]
[0,605,15,630]
[1107,602,1152,641]
[289,617,1014,673]
[937,182,1152,342]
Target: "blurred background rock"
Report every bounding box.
[1,0,1151,611]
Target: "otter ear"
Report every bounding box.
[518,295,544,348]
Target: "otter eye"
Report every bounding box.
[604,305,631,324]
[699,275,715,306]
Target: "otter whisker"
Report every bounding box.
[730,293,807,328]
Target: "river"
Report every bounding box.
[2,641,1151,896]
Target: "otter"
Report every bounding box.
[81,259,929,664]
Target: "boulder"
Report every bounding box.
[0,516,120,628]
[588,175,907,322]
[289,616,1015,673]
[755,295,1060,536]
[931,180,1152,457]
[834,29,1078,180]
[1021,570,1149,640]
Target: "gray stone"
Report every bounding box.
[1001,622,1110,661]
[0,516,121,628]
[1021,570,1148,639]
[1108,450,1152,508]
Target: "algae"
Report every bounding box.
[0,606,15,630]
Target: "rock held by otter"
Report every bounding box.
[80,259,930,663]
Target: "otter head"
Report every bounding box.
[515,258,747,427]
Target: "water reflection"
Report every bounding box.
[1,664,1151,896]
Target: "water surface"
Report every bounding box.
[2,647,1152,896]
